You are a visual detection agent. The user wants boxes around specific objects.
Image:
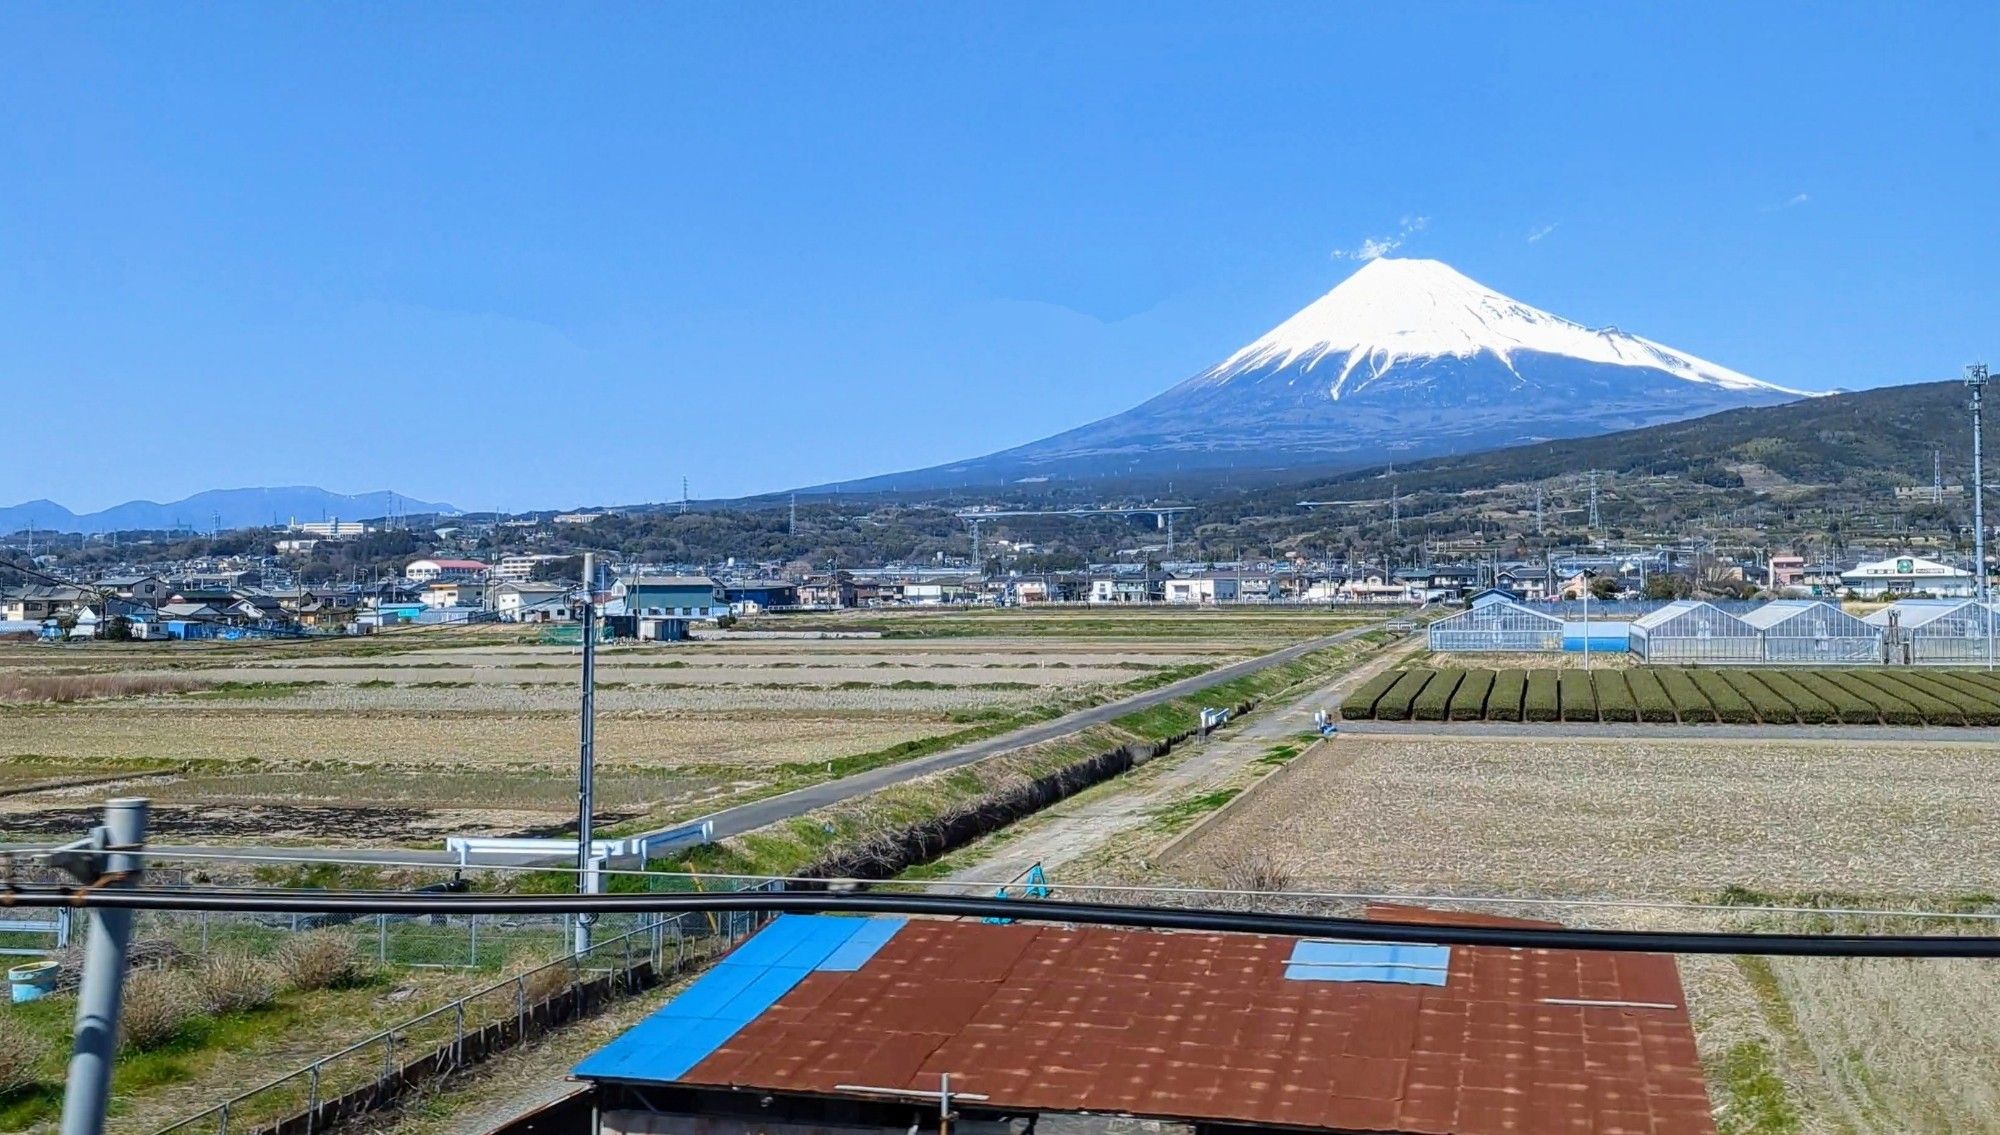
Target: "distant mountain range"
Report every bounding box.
[817,257,1813,493]
[0,487,457,537]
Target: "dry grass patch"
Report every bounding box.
[0,672,208,704]
[1168,734,2000,896]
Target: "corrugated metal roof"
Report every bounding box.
[578,909,1714,1135]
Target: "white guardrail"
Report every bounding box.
[445,821,713,867]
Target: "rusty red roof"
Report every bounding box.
[584,907,1715,1135]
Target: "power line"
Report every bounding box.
[7,885,2000,957]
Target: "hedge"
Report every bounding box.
[1487,669,1526,722]
[1373,668,1436,722]
[1908,672,2000,725]
[1850,671,1963,726]
[1719,670,1794,724]
[1624,668,1678,723]
[1655,669,1715,723]
[1817,670,1919,725]
[1689,670,1758,724]
[1592,671,1638,723]
[1340,669,1404,720]
[1411,669,1465,722]
[1524,670,1560,722]
[1557,670,1597,722]
[1448,670,1496,721]
[1753,670,1836,725]
[1789,671,1880,724]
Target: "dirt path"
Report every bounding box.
[937,635,1423,887]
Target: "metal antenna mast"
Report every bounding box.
[789,493,797,538]
[1936,450,1945,504]
[1390,484,1400,540]
[1535,487,1545,536]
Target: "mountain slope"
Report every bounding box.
[0,487,457,536]
[824,258,1810,491]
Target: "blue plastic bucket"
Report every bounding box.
[8,960,60,1003]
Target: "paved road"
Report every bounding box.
[4,624,1384,865]
[1339,720,2000,743]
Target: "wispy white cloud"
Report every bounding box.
[1762,192,1811,213]
[1526,221,1560,243]
[1334,215,1429,261]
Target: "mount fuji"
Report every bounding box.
[826,257,1812,492]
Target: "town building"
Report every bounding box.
[1766,554,1806,590]
[489,581,576,622]
[421,579,488,609]
[1839,554,1978,598]
[491,554,571,583]
[404,558,490,583]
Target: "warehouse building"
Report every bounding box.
[1629,600,1762,662]
[572,910,1714,1135]
[1741,599,1884,663]
[1839,554,1977,598]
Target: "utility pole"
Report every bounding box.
[574,553,598,954]
[54,797,148,1135]
[1968,365,1991,670]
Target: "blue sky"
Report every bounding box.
[3,4,1996,512]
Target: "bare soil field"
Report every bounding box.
[0,609,1332,845]
[1155,732,2000,1133]
[1166,733,2000,898]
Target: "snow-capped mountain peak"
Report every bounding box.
[1205,257,1808,400]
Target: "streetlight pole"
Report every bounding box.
[574,553,598,953]
[1970,365,1992,670]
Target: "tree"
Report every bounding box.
[102,615,132,642]
[1589,576,1620,600]
[1642,574,1690,600]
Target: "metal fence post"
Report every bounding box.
[382,1031,395,1087]
[216,1102,228,1135]
[307,1065,321,1135]
[378,914,387,963]
[58,798,147,1135]
[454,1001,466,1068]
[468,915,478,967]
[515,976,527,1039]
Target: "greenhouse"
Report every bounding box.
[1628,600,1762,662]
[1427,597,1564,652]
[1741,599,1883,663]
[1866,599,2000,665]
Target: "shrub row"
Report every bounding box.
[1556,671,1596,722]
[1449,669,1496,721]
[1592,671,1637,723]
[1523,671,1560,722]
[1688,670,1757,724]
[1340,666,2000,726]
[1487,669,1526,721]
[1625,669,1677,722]
[1372,668,1436,722]
[1340,669,1404,720]
[1411,669,1465,722]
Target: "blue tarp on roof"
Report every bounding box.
[574,914,906,1084]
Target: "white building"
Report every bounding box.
[1839,555,1976,598]
[489,582,574,622]
[492,554,570,583]
[405,558,490,583]
[421,579,488,609]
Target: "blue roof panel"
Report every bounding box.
[1285,940,1451,986]
[575,914,909,1084]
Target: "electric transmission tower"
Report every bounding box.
[1587,470,1601,530]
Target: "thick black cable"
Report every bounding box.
[5,885,2000,958]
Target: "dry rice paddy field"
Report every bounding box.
[1162,733,2000,1135]
[0,608,1367,846]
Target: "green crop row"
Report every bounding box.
[1338,665,2000,726]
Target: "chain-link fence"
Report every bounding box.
[149,892,779,1135]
